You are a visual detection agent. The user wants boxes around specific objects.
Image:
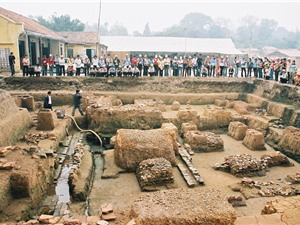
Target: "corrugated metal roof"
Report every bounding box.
[0,7,64,41]
[101,36,245,55]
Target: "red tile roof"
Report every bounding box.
[0,6,64,40]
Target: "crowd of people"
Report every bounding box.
[12,52,300,86]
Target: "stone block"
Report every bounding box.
[101,213,116,221]
[22,95,35,111]
[101,203,113,214]
[136,158,174,188]
[278,126,300,156]
[228,121,248,140]
[181,121,197,137]
[214,99,227,107]
[114,129,177,171]
[171,101,181,110]
[176,109,198,123]
[87,104,164,134]
[200,106,233,129]
[243,129,266,150]
[37,109,58,131]
[184,130,224,152]
[131,188,237,225]
[161,122,179,140]
[233,101,250,115]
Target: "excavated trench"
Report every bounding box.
[0,77,300,225]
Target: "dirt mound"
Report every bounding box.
[131,188,237,225]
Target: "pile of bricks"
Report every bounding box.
[241,177,299,197]
[286,173,300,184]
[100,203,116,221]
[213,154,268,177]
[0,159,16,170]
[136,158,174,188]
[22,132,51,144]
[178,147,204,185]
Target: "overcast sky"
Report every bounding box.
[0,0,299,33]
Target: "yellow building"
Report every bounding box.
[0,7,65,72]
[59,32,107,60]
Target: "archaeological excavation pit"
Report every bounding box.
[0,77,300,225]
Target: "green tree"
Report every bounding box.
[180,12,213,38]
[34,14,84,32]
[109,22,128,36]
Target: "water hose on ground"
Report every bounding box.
[65,114,103,147]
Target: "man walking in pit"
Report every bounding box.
[43,91,53,110]
[72,89,84,116]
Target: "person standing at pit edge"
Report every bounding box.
[43,91,53,110]
[72,89,84,116]
[9,52,15,76]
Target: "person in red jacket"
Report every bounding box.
[41,55,48,76]
[48,54,55,76]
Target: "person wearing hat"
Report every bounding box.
[72,89,84,116]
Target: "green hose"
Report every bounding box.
[65,114,103,147]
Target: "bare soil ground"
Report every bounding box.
[87,104,300,224]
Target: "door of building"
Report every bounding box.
[31,42,37,65]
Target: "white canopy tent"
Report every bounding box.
[101,36,246,55]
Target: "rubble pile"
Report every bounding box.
[0,145,24,157]
[240,177,299,197]
[0,158,16,170]
[272,119,284,129]
[136,158,174,189]
[285,173,300,184]
[261,152,293,167]
[213,154,267,177]
[22,132,50,144]
[134,99,166,111]
[254,108,267,116]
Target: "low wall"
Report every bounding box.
[0,90,32,146]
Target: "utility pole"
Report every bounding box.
[184,25,187,56]
[249,30,253,57]
[96,0,102,56]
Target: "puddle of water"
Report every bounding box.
[55,166,72,204]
